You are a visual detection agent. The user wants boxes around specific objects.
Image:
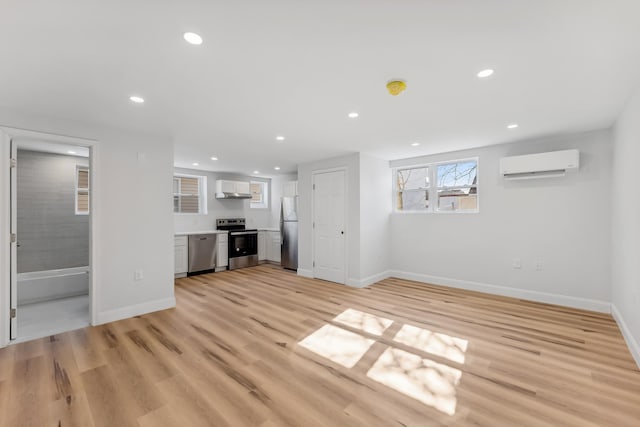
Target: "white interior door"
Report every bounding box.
[313,170,346,284]
[9,139,17,340]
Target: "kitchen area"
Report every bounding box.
[173,166,298,278]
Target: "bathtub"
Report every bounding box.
[17,266,89,305]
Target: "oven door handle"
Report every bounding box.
[230,231,257,236]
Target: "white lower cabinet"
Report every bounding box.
[259,230,281,263]
[269,231,281,263]
[217,232,228,271]
[258,231,267,261]
[174,236,188,278]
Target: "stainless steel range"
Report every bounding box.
[216,218,258,270]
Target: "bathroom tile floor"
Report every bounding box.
[16,295,89,342]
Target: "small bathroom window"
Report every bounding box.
[76,166,90,215]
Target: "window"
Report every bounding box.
[396,166,430,211]
[75,166,89,215]
[250,181,269,209]
[436,160,478,211]
[395,159,478,213]
[173,174,207,214]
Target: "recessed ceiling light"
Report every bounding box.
[210,156,218,161]
[183,32,203,45]
[411,142,420,147]
[507,123,519,129]
[348,112,359,118]
[274,166,281,170]
[477,69,494,78]
[276,136,285,141]
[67,150,76,154]
[253,170,260,174]
[129,95,144,103]
[192,163,199,166]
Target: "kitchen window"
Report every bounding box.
[250,181,269,209]
[395,158,478,213]
[173,174,207,214]
[75,166,90,215]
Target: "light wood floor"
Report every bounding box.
[1,265,639,426]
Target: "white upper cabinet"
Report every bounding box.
[283,181,298,197]
[215,180,252,198]
[219,180,236,193]
[235,181,251,195]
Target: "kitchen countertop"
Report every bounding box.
[175,230,229,236]
[176,229,281,235]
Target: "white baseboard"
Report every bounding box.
[611,304,640,369]
[297,268,313,278]
[388,270,611,313]
[346,270,392,288]
[94,296,176,325]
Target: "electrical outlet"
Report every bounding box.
[134,269,144,281]
[512,258,521,269]
[535,260,543,271]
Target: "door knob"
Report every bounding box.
[341,231,344,235]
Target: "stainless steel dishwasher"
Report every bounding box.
[188,234,217,274]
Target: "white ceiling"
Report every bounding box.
[1,0,640,175]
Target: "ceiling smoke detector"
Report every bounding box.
[386,80,407,96]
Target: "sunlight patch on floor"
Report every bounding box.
[333,308,393,336]
[367,347,462,415]
[393,324,468,364]
[298,324,375,368]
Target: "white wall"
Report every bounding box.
[359,154,392,285]
[0,108,175,346]
[390,129,612,312]
[173,169,296,232]
[611,85,640,366]
[297,153,390,286]
[298,153,360,281]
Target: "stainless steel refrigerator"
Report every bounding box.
[280,196,298,270]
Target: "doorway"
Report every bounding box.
[1,127,97,345]
[312,169,346,284]
[12,140,91,341]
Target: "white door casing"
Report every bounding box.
[9,139,17,340]
[0,129,8,346]
[313,170,346,284]
[0,127,99,346]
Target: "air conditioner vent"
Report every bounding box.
[500,149,579,180]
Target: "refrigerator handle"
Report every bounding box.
[280,198,285,243]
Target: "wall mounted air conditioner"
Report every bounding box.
[499,149,579,180]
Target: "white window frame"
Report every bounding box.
[249,180,269,210]
[394,157,479,214]
[395,164,431,213]
[173,173,208,215]
[75,165,90,215]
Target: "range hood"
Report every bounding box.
[215,191,252,199]
[214,179,252,199]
